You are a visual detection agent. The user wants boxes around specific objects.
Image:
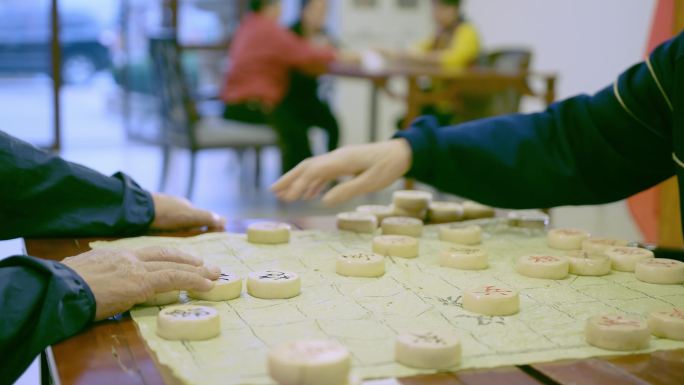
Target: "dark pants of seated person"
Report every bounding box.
[223,76,339,174]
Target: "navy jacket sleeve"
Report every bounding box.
[0,131,155,240]
[0,256,95,385]
[396,33,680,209]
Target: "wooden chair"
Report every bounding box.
[149,34,277,198]
[460,49,533,121]
[403,51,555,127]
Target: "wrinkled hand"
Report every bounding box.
[151,193,225,231]
[62,247,220,320]
[271,139,412,205]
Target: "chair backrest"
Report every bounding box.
[149,34,200,147]
[459,48,533,121]
[480,49,532,74]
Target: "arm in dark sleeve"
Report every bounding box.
[0,131,155,240]
[396,34,679,209]
[0,256,95,385]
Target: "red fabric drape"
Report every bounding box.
[627,0,675,242]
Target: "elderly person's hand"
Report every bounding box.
[151,193,225,231]
[271,139,412,205]
[62,247,220,320]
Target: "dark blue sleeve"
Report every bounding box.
[0,131,155,240]
[396,34,679,208]
[0,256,95,385]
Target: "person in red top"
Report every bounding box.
[221,0,339,173]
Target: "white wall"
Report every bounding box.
[464,0,654,100]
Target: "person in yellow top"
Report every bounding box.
[386,0,480,126]
[410,0,480,70]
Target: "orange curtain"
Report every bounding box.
[626,0,675,243]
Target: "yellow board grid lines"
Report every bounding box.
[91,221,684,385]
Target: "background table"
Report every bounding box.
[327,63,557,143]
[25,217,684,385]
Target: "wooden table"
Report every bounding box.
[327,63,557,143]
[25,217,684,385]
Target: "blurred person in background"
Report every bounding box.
[386,0,481,127]
[286,0,340,155]
[407,0,480,69]
[222,0,353,173]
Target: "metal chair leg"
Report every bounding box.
[159,145,171,192]
[255,146,262,190]
[186,151,197,199]
[235,148,246,191]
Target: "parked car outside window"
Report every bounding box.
[0,5,112,84]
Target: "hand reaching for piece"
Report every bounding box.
[151,193,226,231]
[62,246,220,320]
[271,139,413,206]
